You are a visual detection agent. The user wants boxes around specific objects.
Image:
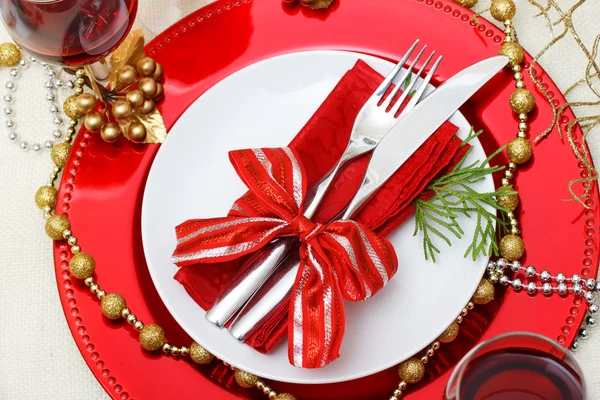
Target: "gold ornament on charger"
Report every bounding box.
[100,293,127,320]
[397,358,425,384]
[69,252,96,280]
[438,321,460,343]
[472,279,495,305]
[510,88,536,114]
[507,137,532,164]
[490,0,516,21]
[45,214,70,240]
[139,324,166,351]
[497,192,519,211]
[499,234,525,261]
[63,95,85,120]
[499,42,524,67]
[234,369,259,388]
[74,29,166,144]
[0,42,21,67]
[189,342,214,364]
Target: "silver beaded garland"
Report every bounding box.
[3,55,76,153]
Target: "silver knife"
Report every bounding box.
[228,55,508,340]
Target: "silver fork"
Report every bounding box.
[206,40,439,328]
[228,52,443,340]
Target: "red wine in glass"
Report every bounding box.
[0,0,138,66]
[445,332,590,400]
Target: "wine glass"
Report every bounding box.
[0,0,138,67]
[445,332,592,400]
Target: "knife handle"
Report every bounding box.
[229,253,299,341]
[205,237,298,328]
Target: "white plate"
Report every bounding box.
[141,50,493,384]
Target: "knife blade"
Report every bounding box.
[228,55,508,341]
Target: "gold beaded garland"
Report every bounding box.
[497,193,519,211]
[139,324,165,351]
[189,342,215,364]
[509,88,535,114]
[472,279,495,305]
[45,214,70,240]
[69,252,96,279]
[490,0,516,21]
[234,369,259,388]
[498,42,524,67]
[63,95,85,120]
[35,186,58,209]
[507,137,532,164]
[51,142,71,168]
[0,42,21,67]
[101,293,127,319]
[397,358,425,384]
[438,321,460,343]
[499,234,525,261]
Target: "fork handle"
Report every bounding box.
[205,237,298,327]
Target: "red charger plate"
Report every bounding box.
[52,0,599,399]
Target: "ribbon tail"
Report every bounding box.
[172,216,288,267]
[288,244,345,369]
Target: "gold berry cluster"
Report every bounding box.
[73,56,164,143]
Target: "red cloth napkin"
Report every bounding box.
[174,60,466,352]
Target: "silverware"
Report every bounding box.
[206,40,437,328]
[228,55,509,341]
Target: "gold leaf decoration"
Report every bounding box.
[108,29,145,88]
[116,110,167,144]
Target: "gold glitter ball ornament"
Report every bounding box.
[439,321,460,343]
[498,42,524,67]
[507,137,532,164]
[275,395,296,400]
[51,141,71,168]
[139,324,165,351]
[490,0,516,21]
[45,214,70,240]
[69,252,96,280]
[472,279,495,305]
[509,88,535,114]
[101,293,127,319]
[35,186,57,209]
[499,234,525,261]
[0,42,21,67]
[189,342,215,364]
[398,358,425,384]
[63,95,85,120]
[234,369,259,388]
[452,0,478,7]
[498,193,519,211]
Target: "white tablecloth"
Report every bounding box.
[0,1,598,399]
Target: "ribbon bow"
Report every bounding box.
[172,148,398,368]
